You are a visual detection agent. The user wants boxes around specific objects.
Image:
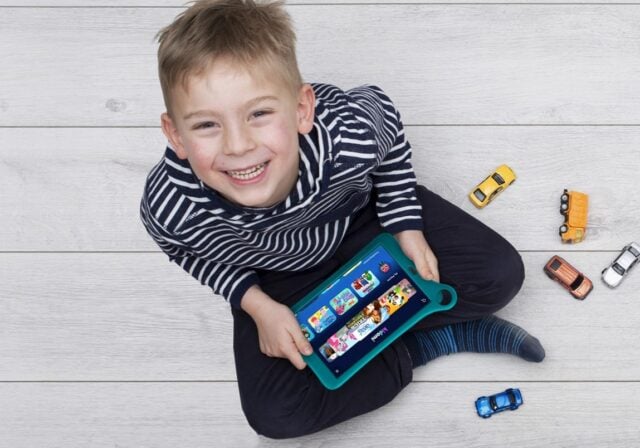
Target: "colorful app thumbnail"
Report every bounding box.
[308,306,337,334]
[330,289,358,315]
[382,278,417,314]
[364,299,390,323]
[346,309,379,341]
[326,327,358,355]
[353,317,378,340]
[351,270,380,298]
[320,343,339,362]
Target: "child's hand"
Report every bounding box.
[243,288,313,370]
[394,229,440,282]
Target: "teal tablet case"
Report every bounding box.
[291,232,458,390]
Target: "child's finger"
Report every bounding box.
[286,343,308,370]
[289,352,307,370]
[291,325,313,357]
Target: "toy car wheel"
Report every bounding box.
[561,193,569,203]
[560,203,568,212]
[560,225,568,234]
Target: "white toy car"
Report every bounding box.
[601,242,640,288]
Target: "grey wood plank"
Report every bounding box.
[1,5,640,125]
[2,382,639,447]
[2,252,639,381]
[1,127,637,251]
[3,1,637,5]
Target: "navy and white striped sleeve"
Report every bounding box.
[347,85,424,233]
[139,190,259,310]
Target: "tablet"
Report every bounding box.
[291,232,458,390]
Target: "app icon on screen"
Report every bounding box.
[326,327,358,355]
[351,270,380,298]
[308,306,337,333]
[320,343,338,362]
[330,289,358,315]
[382,278,417,313]
[300,325,314,341]
[345,309,378,341]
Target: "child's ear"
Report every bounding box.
[161,112,188,159]
[296,84,316,135]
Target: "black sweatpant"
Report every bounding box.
[231,185,525,439]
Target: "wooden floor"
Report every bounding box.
[2,1,640,446]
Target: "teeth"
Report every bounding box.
[226,162,267,180]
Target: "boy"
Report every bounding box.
[140,0,545,439]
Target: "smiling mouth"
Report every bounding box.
[225,161,269,180]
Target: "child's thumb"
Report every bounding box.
[414,255,434,281]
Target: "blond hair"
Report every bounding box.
[155,0,303,120]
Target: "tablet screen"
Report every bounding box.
[295,244,431,378]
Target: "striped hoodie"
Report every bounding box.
[140,83,423,309]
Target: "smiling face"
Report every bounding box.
[161,58,315,208]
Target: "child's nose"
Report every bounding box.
[224,124,256,156]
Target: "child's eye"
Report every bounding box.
[251,110,271,119]
[194,122,217,130]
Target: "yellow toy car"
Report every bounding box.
[468,164,516,208]
[559,189,588,243]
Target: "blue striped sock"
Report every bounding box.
[401,316,545,367]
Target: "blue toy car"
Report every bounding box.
[475,388,523,418]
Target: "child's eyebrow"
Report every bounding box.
[183,95,278,120]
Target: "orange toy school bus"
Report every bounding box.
[559,189,588,244]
